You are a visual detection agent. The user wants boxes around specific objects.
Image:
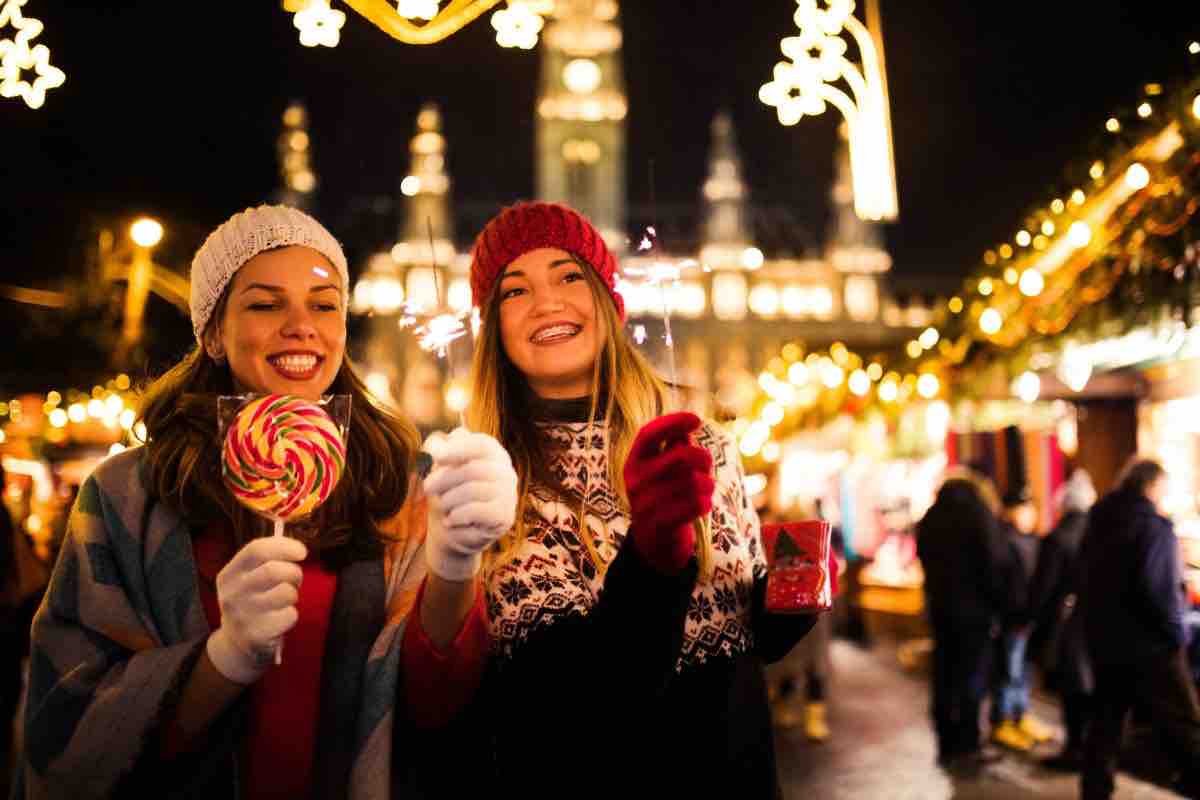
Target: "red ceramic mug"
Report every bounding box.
[761,520,833,613]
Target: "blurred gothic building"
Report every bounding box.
[281,0,935,432]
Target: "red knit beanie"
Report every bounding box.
[470,201,625,320]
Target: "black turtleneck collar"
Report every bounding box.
[527,392,607,423]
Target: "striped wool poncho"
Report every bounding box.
[12,447,437,799]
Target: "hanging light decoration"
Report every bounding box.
[397,0,439,20]
[758,0,897,221]
[332,0,510,45]
[0,0,65,109]
[491,0,552,49]
[293,0,347,47]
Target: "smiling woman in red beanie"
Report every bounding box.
[457,200,818,798]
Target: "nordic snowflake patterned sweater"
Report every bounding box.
[452,398,817,798]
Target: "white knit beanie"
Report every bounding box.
[189,204,350,343]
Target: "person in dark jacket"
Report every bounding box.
[1029,468,1096,771]
[916,469,1014,774]
[1078,458,1200,800]
[991,483,1058,751]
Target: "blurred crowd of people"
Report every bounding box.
[916,457,1200,798]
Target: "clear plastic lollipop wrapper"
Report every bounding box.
[218,393,350,663]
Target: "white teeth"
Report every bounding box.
[531,324,580,343]
[272,355,318,373]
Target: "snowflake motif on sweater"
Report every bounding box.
[485,419,767,671]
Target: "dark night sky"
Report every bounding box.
[2,2,1198,299]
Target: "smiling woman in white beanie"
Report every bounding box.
[13,205,516,799]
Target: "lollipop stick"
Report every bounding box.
[273,517,284,665]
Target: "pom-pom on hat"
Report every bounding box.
[189,204,350,343]
[469,201,625,320]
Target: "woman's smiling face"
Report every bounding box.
[496,247,606,399]
[205,245,346,401]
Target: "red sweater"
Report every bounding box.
[194,525,488,797]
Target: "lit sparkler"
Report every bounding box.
[399,218,471,428]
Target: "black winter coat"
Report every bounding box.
[1029,510,1092,693]
[1079,489,1187,667]
[916,483,1016,629]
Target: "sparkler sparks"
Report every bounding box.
[399,305,470,358]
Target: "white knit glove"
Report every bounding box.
[422,428,518,582]
[206,536,306,684]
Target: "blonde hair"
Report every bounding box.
[467,259,713,578]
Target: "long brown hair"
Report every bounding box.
[138,302,419,567]
[467,257,714,577]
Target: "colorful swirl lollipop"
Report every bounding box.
[222,394,346,521]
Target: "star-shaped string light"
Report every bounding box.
[293,0,347,48]
[0,0,65,110]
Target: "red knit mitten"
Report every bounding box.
[623,412,715,573]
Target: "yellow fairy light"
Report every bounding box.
[48,408,67,428]
[115,373,131,390]
[1033,235,1048,250]
[1193,93,1200,121]
[979,308,1002,334]
[878,380,898,403]
[867,363,883,381]
[67,402,85,422]
[948,296,963,314]
[1124,162,1150,190]
[1136,102,1152,118]
[983,250,997,266]
[1105,117,1120,133]
[293,0,346,48]
[1067,221,1092,249]
[830,342,849,365]
[130,217,163,248]
[1015,230,1031,247]
[848,369,870,397]
[998,244,1013,259]
[1070,189,1086,206]
[1004,267,1019,285]
[1088,161,1104,180]
[1013,371,1041,403]
[1190,41,1200,55]
[46,390,61,405]
[1041,220,1055,236]
[787,362,810,385]
[916,373,940,399]
[782,343,802,362]
[820,362,844,389]
[1019,268,1044,297]
[906,340,923,359]
[1050,198,1065,214]
[978,277,994,296]
[919,327,940,349]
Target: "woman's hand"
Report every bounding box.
[422,428,519,581]
[206,536,306,684]
[623,412,715,573]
